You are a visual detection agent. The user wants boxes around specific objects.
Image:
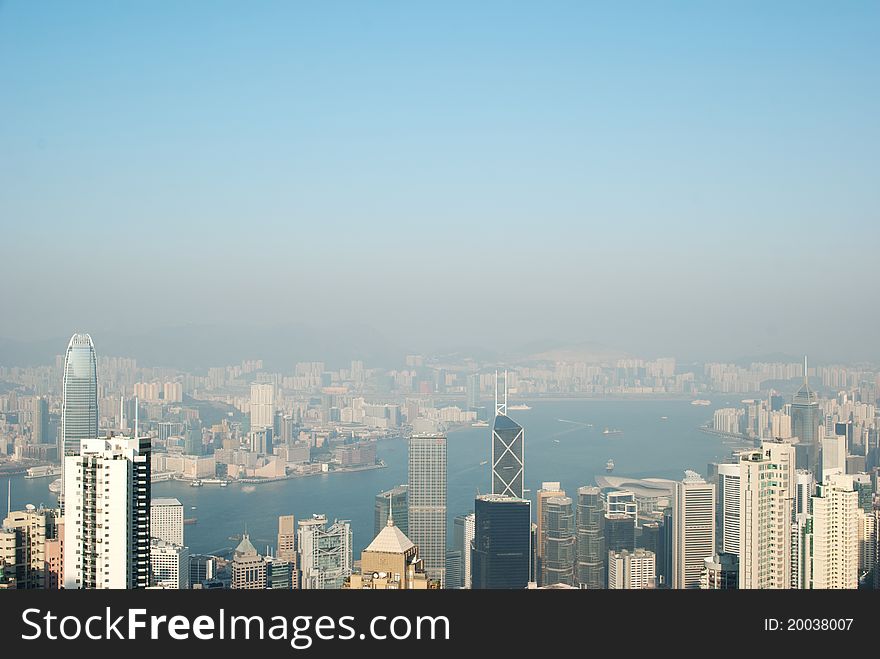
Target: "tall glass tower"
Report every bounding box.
[60,333,98,512]
[541,495,576,586]
[492,372,524,498]
[791,356,820,479]
[61,333,99,457]
[576,486,606,588]
[471,494,531,589]
[408,433,447,587]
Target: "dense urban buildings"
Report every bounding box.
[0,332,878,593]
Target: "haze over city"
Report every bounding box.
[1,1,878,365]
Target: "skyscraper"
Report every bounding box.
[541,495,576,587]
[277,514,297,562]
[608,549,656,589]
[150,497,184,546]
[345,517,435,590]
[576,486,605,589]
[806,474,859,589]
[298,514,352,590]
[63,435,151,589]
[33,396,49,444]
[791,356,820,479]
[61,333,98,457]
[453,512,475,589]
[536,481,565,580]
[231,533,266,589]
[605,513,636,554]
[672,470,715,589]
[717,462,741,555]
[1,506,59,589]
[60,333,98,511]
[375,485,408,538]
[150,539,190,589]
[491,372,524,499]
[408,433,447,586]
[249,383,275,430]
[734,442,796,589]
[471,495,531,589]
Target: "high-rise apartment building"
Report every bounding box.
[608,548,656,589]
[249,383,275,430]
[408,433,447,586]
[735,441,795,589]
[1,506,59,589]
[806,474,859,589]
[63,435,151,589]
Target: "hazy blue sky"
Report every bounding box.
[1,1,878,361]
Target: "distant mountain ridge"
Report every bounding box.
[0,323,404,371]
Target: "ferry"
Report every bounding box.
[24,465,59,479]
[606,459,614,472]
[508,404,531,411]
[471,421,489,428]
[602,428,623,435]
[691,399,712,406]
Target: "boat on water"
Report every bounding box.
[660,416,669,421]
[606,459,614,472]
[471,421,489,427]
[602,427,623,435]
[479,460,488,466]
[184,518,198,525]
[191,506,197,510]
[24,465,59,479]
[190,479,203,487]
[553,439,561,444]
[691,399,712,406]
[48,478,62,495]
[508,404,531,411]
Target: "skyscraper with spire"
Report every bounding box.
[491,371,524,499]
[61,333,99,457]
[60,333,98,512]
[791,356,821,479]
